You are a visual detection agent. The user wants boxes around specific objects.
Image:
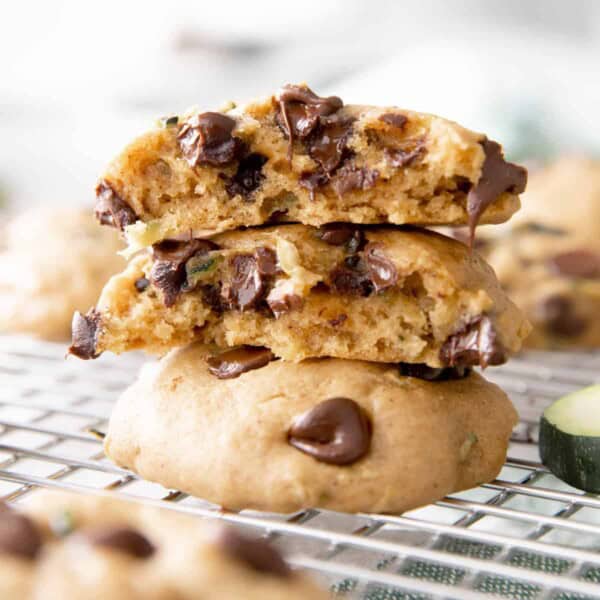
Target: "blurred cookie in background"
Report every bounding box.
[453,157,600,349]
[0,208,124,341]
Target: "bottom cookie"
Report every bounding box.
[0,491,326,599]
[105,344,518,514]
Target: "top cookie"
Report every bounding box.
[96,83,526,249]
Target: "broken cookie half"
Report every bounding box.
[95,83,526,253]
[69,224,530,367]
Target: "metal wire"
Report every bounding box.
[1,334,599,599]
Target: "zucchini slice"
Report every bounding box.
[539,384,600,492]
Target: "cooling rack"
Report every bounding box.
[1,334,599,599]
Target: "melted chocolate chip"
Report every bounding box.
[201,283,226,314]
[85,527,155,559]
[0,510,43,560]
[329,260,373,296]
[288,397,371,465]
[364,244,398,293]
[207,346,275,379]
[317,223,364,253]
[299,170,329,201]
[224,248,276,311]
[307,115,355,174]
[384,140,426,168]
[223,153,268,199]
[276,84,343,160]
[69,309,101,360]
[330,163,379,197]
[548,249,600,279]
[398,363,470,381]
[218,528,290,578]
[267,293,303,318]
[94,180,137,230]
[134,277,150,292]
[379,113,408,129]
[151,239,219,307]
[177,112,245,167]
[538,295,587,337]
[467,139,527,246]
[440,316,507,368]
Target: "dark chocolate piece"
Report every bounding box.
[134,277,150,292]
[548,249,600,279]
[276,84,343,160]
[85,527,155,559]
[398,363,470,381]
[94,180,137,230]
[384,140,426,168]
[329,259,373,297]
[288,397,371,465]
[440,316,507,368]
[330,163,379,197]
[207,346,275,379]
[217,528,290,578]
[69,309,101,360]
[538,295,586,337]
[378,113,408,129]
[298,170,329,201]
[328,314,348,327]
[307,115,355,174]
[151,239,218,307]
[467,139,527,246]
[223,152,268,199]
[224,248,276,311]
[0,510,43,560]
[255,247,278,277]
[177,112,245,167]
[201,283,226,314]
[317,223,364,253]
[364,243,398,293]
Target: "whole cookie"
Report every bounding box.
[70,224,530,366]
[0,208,124,341]
[104,343,518,514]
[0,491,326,599]
[454,157,600,349]
[96,83,525,251]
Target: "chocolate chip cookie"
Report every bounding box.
[104,343,517,514]
[0,208,124,341]
[70,224,530,366]
[455,157,600,348]
[96,83,526,252]
[0,491,326,599]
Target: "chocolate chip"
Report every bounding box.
[177,112,245,167]
[0,510,43,560]
[217,528,290,578]
[398,363,470,381]
[537,295,587,337]
[134,277,150,292]
[225,250,274,311]
[317,223,364,253]
[467,139,527,246]
[299,170,329,201]
[207,346,275,379]
[329,261,373,296]
[255,247,278,277]
[440,316,507,368]
[364,243,397,293]
[267,293,303,318]
[151,239,219,307]
[548,249,600,279]
[307,115,355,174]
[84,527,155,559]
[384,140,426,168]
[378,113,408,129]
[223,153,268,199]
[94,180,137,230]
[69,309,101,360]
[201,283,226,314]
[276,84,343,160]
[330,163,379,197]
[288,397,371,465]
[328,313,347,327]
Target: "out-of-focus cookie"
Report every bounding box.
[0,490,326,599]
[104,343,517,514]
[0,208,124,341]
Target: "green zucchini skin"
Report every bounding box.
[539,415,600,492]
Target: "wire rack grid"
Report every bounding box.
[1,334,600,600]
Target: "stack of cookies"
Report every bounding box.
[70,84,530,514]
